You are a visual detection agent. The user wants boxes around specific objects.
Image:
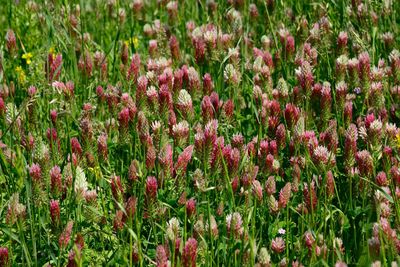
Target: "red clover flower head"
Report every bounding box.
[29,163,42,183]
[271,237,285,254]
[59,221,74,249]
[0,247,9,266]
[182,238,197,267]
[146,176,158,200]
[50,199,60,226]
[186,198,196,217]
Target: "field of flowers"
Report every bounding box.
[0,0,400,266]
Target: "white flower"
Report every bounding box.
[74,166,88,197]
[166,217,180,241]
[178,89,192,107]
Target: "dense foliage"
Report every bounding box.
[0,0,400,266]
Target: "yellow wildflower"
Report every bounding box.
[15,66,26,84]
[88,166,102,180]
[397,133,400,149]
[22,52,33,65]
[49,47,55,55]
[132,37,139,49]
[125,37,139,49]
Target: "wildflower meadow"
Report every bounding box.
[0,0,400,266]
